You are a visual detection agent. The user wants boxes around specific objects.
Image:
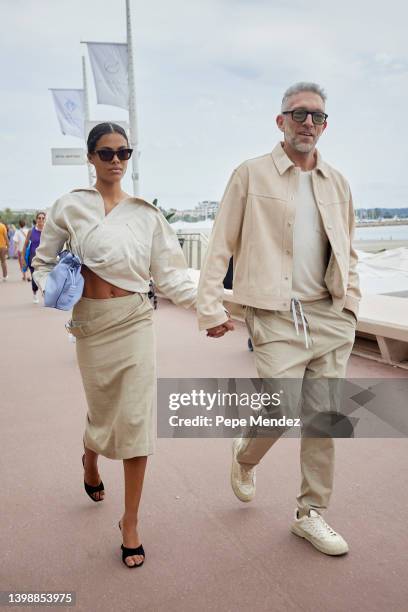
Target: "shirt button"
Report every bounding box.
[327,225,332,230]
[286,249,290,255]
[288,222,292,227]
[284,276,289,280]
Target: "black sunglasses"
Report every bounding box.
[93,148,133,162]
[282,109,328,125]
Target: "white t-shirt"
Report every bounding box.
[13,227,29,252]
[291,171,330,301]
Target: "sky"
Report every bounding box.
[1,0,407,211]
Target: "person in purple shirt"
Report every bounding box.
[22,212,46,303]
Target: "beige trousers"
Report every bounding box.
[239,297,356,516]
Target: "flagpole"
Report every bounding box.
[82,55,94,187]
[126,0,140,196]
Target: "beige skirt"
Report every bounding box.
[69,293,155,459]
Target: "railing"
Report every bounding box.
[176,232,209,270]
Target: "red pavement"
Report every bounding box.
[1,258,408,612]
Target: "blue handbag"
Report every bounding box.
[44,250,84,311]
[22,241,31,273]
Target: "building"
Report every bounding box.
[196,200,219,218]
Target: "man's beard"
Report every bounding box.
[293,140,315,153]
[286,131,317,153]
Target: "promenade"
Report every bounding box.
[1,259,408,612]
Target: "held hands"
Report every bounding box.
[206,318,235,338]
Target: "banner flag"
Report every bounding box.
[50,89,85,139]
[86,42,129,109]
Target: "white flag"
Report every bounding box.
[50,89,85,139]
[87,43,129,109]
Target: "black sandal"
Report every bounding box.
[121,544,145,568]
[118,522,145,568]
[81,454,104,502]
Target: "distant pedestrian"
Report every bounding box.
[13,220,30,281]
[8,224,17,258]
[0,217,9,281]
[22,211,46,302]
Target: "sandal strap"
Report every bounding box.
[121,544,144,556]
[121,544,145,563]
[121,544,145,567]
[84,480,104,495]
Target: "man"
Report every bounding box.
[0,217,9,281]
[197,82,360,556]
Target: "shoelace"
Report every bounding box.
[304,514,338,538]
[291,298,310,349]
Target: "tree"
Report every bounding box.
[152,198,176,222]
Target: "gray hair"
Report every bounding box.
[281,82,327,111]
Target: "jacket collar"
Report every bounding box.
[271,142,329,178]
[70,188,158,210]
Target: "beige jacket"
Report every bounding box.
[32,188,197,309]
[197,142,361,331]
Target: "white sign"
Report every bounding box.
[85,120,130,140]
[51,148,86,166]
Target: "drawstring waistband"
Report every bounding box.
[291,298,310,349]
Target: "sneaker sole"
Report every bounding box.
[290,524,349,556]
[230,439,254,503]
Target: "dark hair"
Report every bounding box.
[19,219,26,228]
[87,122,129,153]
[36,211,46,220]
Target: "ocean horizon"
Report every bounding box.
[354,224,408,241]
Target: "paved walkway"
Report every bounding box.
[1,259,408,612]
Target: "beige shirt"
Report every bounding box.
[32,188,197,309]
[197,142,360,331]
[291,171,330,301]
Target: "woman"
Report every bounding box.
[22,212,46,301]
[13,220,30,281]
[8,224,16,259]
[32,122,196,568]
[0,218,9,281]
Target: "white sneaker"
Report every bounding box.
[231,437,256,502]
[33,294,39,304]
[2,276,8,282]
[291,509,349,555]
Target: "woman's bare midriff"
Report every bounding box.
[81,265,135,299]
